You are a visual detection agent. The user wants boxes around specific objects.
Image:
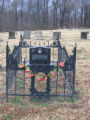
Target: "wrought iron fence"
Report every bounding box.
[6,34,77,101]
[6,42,22,101]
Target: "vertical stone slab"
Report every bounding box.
[23,30,31,39]
[53,32,61,40]
[0,38,3,42]
[34,31,44,40]
[8,31,16,39]
[0,63,2,69]
[81,32,89,39]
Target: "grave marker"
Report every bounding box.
[8,31,16,39]
[0,63,2,69]
[6,34,77,101]
[23,30,31,39]
[34,31,44,40]
[53,32,61,40]
[81,32,89,39]
[30,47,51,98]
[0,38,3,42]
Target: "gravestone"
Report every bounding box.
[15,32,18,37]
[53,32,61,40]
[0,38,3,42]
[23,30,31,39]
[30,47,50,66]
[50,31,53,35]
[81,32,89,39]
[0,63,2,69]
[8,31,16,39]
[34,31,44,40]
[30,47,51,99]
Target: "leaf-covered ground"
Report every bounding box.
[0,29,90,120]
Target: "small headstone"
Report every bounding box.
[34,31,44,40]
[63,26,66,29]
[0,38,3,42]
[81,32,89,39]
[15,32,18,37]
[88,100,90,106]
[0,63,2,69]
[8,31,16,39]
[50,31,53,34]
[23,30,31,39]
[70,27,73,30]
[53,32,61,40]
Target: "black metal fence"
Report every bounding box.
[6,34,77,101]
[6,42,22,101]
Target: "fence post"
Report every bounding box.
[72,44,77,100]
[15,70,17,99]
[23,58,25,99]
[56,61,58,99]
[6,42,9,102]
[57,34,62,62]
[64,61,67,101]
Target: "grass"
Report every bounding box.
[50,97,56,102]
[48,116,53,120]
[11,96,23,105]
[30,95,78,104]
[11,96,77,108]
[32,98,40,102]
[57,97,65,102]
[77,49,84,54]
[11,97,47,108]
[67,97,77,103]
[5,114,13,120]
[41,103,47,107]
[0,29,90,120]
[57,96,78,103]
[16,79,23,88]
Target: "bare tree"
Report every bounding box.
[0,0,90,31]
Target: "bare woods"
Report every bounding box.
[0,0,90,32]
